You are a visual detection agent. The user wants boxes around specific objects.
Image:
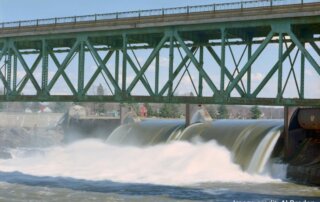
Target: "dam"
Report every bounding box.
[58,104,320,186]
[0,104,319,201]
[0,0,319,201]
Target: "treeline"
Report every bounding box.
[131,103,264,119]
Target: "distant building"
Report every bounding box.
[140,104,148,117]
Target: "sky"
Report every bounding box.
[0,0,319,99]
[0,0,236,22]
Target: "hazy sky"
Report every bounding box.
[0,0,238,22]
[0,0,319,98]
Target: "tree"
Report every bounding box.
[144,103,156,117]
[52,102,70,113]
[217,105,229,119]
[159,104,180,118]
[250,105,262,119]
[207,105,218,119]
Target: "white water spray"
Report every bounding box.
[0,140,276,185]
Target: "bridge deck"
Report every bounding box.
[0,2,320,39]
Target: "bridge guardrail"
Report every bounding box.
[0,0,319,29]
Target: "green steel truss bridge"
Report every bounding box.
[0,0,320,106]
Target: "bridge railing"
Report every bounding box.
[0,0,319,29]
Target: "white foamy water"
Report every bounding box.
[0,140,276,185]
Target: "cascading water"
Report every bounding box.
[0,119,283,185]
[106,119,284,174]
[1,118,320,201]
[106,119,185,146]
[0,140,273,185]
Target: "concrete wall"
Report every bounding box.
[0,112,63,128]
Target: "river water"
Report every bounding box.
[0,139,319,202]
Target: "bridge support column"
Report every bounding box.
[284,106,296,159]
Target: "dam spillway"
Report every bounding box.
[59,105,320,185]
[106,119,283,175]
[0,108,319,201]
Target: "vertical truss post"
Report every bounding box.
[78,40,85,96]
[6,50,12,94]
[155,52,160,95]
[277,33,283,98]
[42,40,49,95]
[220,28,226,93]
[169,32,174,96]
[300,42,305,99]
[12,55,17,93]
[247,37,252,96]
[199,46,203,97]
[122,34,127,95]
[115,50,119,86]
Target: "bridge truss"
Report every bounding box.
[0,0,320,106]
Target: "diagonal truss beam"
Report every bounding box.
[159,47,197,96]
[17,55,42,94]
[281,41,300,98]
[125,51,154,96]
[289,30,320,76]
[0,64,11,93]
[310,41,320,56]
[50,51,77,95]
[206,46,245,96]
[252,43,295,97]
[11,43,41,93]
[175,44,198,96]
[83,50,114,95]
[225,31,274,95]
[127,34,168,94]
[227,41,247,92]
[47,40,80,92]
[85,39,121,94]
[174,32,219,95]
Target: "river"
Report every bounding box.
[0,139,319,202]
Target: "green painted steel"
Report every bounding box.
[0,0,319,106]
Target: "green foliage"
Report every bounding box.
[130,103,140,114]
[207,105,218,119]
[217,105,229,119]
[144,103,156,117]
[159,103,180,118]
[250,105,262,119]
[52,102,70,113]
